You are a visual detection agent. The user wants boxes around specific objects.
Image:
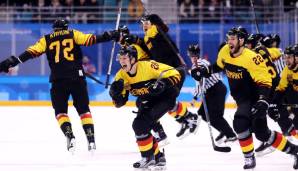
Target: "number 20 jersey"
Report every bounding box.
[26,29,95,82]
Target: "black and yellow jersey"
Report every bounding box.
[267,47,282,61]
[254,45,279,88]
[276,66,298,92]
[217,44,272,102]
[26,29,100,82]
[114,60,181,98]
[142,25,181,68]
[131,44,150,61]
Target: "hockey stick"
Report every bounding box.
[199,78,231,153]
[105,0,122,89]
[249,0,260,34]
[85,72,110,85]
[153,66,185,89]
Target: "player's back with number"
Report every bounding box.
[28,29,95,82]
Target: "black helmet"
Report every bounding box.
[270,34,281,47]
[118,46,138,61]
[187,44,200,57]
[118,25,129,35]
[261,35,273,48]
[284,46,294,55]
[52,19,68,30]
[292,44,298,56]
[227,26,248,41]
[140,14,169,32]
[247,33,264,49]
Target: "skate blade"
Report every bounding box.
[215,137,226,145]
[89,149,96,155]
[68,147,75,155]
[256,147,275,157]
[134,165,156,171]
[158,139,170,148]
[152,166,167,171]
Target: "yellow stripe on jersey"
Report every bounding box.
[26,36,47,57]
[73,29,95,46]
[132,44,150,60]
[217,44,272,87]
[144,25,158,43]
[267,47,282,61]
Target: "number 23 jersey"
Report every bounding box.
[26,29,95,82]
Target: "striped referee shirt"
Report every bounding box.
[192,58,222,93]
[273,49,286,75]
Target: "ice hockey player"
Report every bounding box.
[192,26,298,170]
[0,19,120,153]
[122,14,200,139]
[246,34,297,156]
[109,46,181,169]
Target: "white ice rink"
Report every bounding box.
[0,106,296,171]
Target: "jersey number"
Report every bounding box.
[252,55,264,65]
[49,39,74,63]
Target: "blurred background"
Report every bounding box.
[0,0,297,102]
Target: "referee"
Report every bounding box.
[189,44,236,144]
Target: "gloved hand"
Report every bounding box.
[268,103,280,121]
[190,65,209,81]
[109,79,124,98]
[105,30,120,42]
[251,97,269,117]
[0,56,20,73]
[123,34,139,45]
[147,80,166,96]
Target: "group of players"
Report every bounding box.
[0,13,297,170]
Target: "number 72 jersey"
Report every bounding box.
[26,29,96,82]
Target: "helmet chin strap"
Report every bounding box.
[127,58,137,73]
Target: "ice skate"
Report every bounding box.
[255,142,275,157]
[88,142,96,154]
[66,136,76,154]
[186,112,201,134]
[243,155,256,170]
[154,129,169,148]
[224,135,237,143]
[176,122,190,139]
[133,156,156,169]
[215,132,226,145]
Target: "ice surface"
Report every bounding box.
[0,106,295,171]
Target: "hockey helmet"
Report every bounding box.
[52,19,69,30]
[118,46,138,61]
[227,26,249,41]
[270,34,281,47]
[187,44,200,57]
[247,33,264,48]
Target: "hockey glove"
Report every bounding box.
[0,56,20,73]
[109,79,124,98]
[251,96,269,118]
[105,30,120,42]
[123,34,139,45]
[268,104,280,121]
[190,65,209,81]
[147,80,166,96]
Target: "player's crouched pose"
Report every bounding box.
[109,46,181,169]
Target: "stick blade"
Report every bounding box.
[214,146,231,153]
